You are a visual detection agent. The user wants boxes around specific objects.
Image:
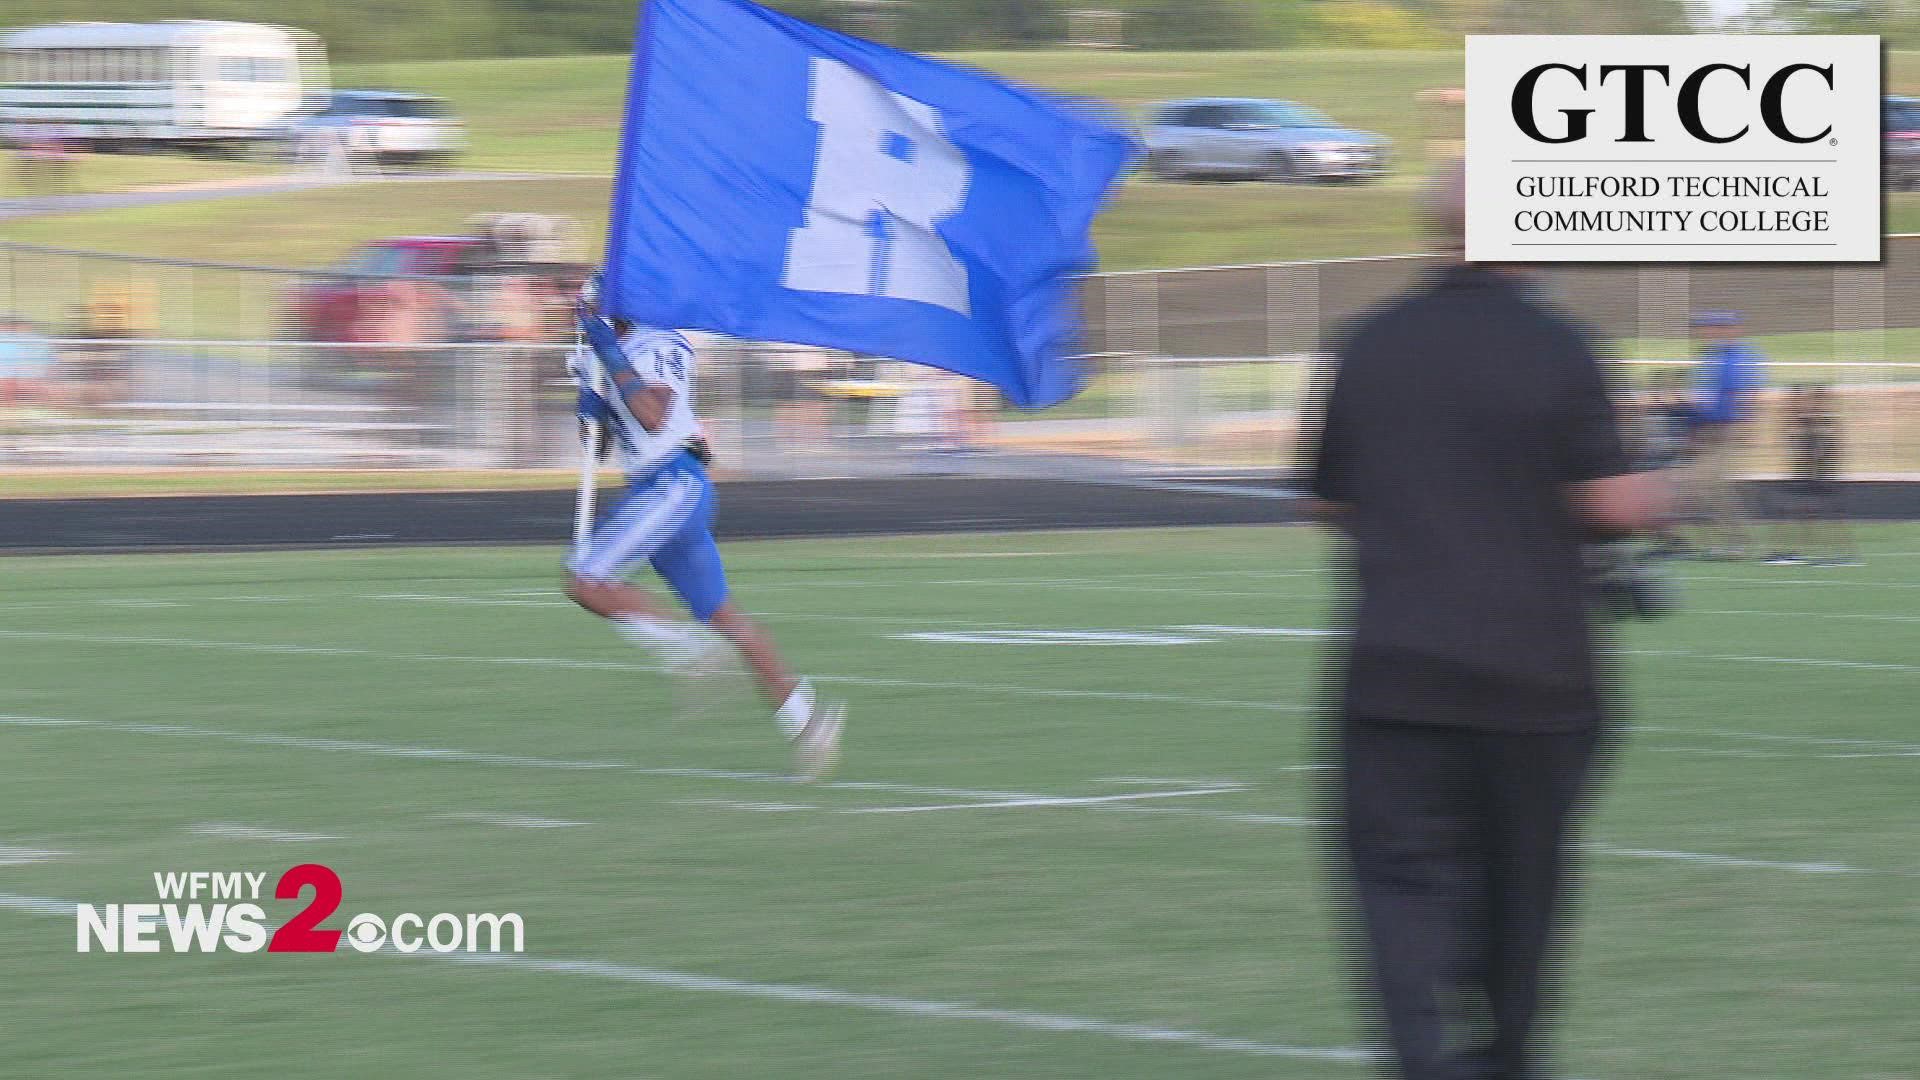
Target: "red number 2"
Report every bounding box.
[267,863,343,953]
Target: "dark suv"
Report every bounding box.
[1887,96,1920,191]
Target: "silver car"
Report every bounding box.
[1142,98,1387,183]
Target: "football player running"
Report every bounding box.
[566,288,843,779]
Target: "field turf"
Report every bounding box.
[1,525,1916,1079]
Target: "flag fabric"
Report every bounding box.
[601,0,1137,408]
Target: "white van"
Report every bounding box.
[0,20,328,152]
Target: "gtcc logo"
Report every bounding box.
[1511,62,1836,144]
[1465,35,1880,263]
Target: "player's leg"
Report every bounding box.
[649,472,844,778]
[1707,467,1749,556]
[705,602,796,705]
[1813,484,1860,565]
[565,572,672,621]
[1766,489,1811,565]
[1676,447,1715,554]
[565,473,709,663]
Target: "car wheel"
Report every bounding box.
[316,132,353,175]
[1145,151,1185,182]
[1266,151,1303,183]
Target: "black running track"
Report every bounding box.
[5,477,1916,554]
[0,477,1301,554]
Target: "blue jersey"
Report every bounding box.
[1694,342,1763,425]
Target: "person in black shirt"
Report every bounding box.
[1640,368,1699,557]
[1299,160,1670,1080]
[1766,384,1859,567]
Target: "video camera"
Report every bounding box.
[1587,539,1677,620]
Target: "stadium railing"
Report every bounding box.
[4,239,1918,478]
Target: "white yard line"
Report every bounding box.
[404,594,976,614]
[816,674,1288,714]
[845,785,1245,815]
[0,846,64,866]
[1635,724,1920,750]
[15,588,1920,644]
[1100,805,1322,827]
[0,591,1246,632]
[367,593,562,607]
[1093,776,1250,786]
[189,823,339,843]
[0,713,1036,801]
[17,592,1920,640]
[876,551,1069,559]
[674,797,1898,876]
[9,554,1920,610]
[1642,745,1907,761]
[2,712,1902,877]
[0,630,1306,713]
[0,894,80,916]
[11,616,1917,689]
[1583,845,1864,875]
[438,812,590,829]
[427,951,1376,1062]
[675,799,817,813]
[17,626,1911,718]
[1632,724,1920,759]
[907,581,1286,600]
[1626,648,1920,674]
[93,599,187,609]
[0,568,1318,613]
[1677,575,1920,589]
[1167,625,1334,637]
[1691,608,1920,625]
[0,890,1370,1063]
[5,626,1912,758]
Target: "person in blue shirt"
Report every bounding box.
[0,319,58,408]
[1683,310,1764,558]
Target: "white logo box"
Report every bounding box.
[1466,35,1881,263]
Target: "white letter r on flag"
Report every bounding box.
[784,57,972,316]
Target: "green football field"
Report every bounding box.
[1,525,1915,1079]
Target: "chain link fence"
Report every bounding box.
[1063,237,1920,477]
[4,238,1919,478]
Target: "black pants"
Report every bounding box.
[1335,716,1605,1080]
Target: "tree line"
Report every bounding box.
[5,0,1907,63]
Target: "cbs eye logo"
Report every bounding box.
[346,913,388,953]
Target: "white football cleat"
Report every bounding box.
[791,701,845,782]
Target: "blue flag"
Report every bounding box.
[602,0,1137,408]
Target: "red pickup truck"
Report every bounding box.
[280,233,589,354]
[278,236,482,345]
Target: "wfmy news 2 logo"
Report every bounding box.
[1465,35,1882,262]
[75,864,525,955]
